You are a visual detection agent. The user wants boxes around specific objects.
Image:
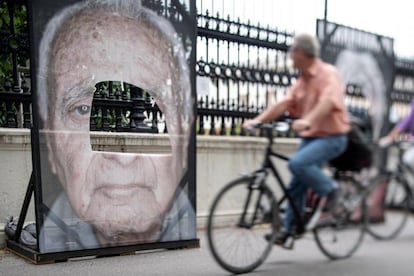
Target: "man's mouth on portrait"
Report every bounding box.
[89,151,166,199]
[95,184,151,204]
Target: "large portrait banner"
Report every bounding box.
[317,19,395,141]
[24,0,197,257]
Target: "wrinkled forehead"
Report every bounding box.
[49,9,174,92]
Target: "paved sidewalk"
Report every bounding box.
[1,220,414,276]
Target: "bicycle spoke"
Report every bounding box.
[313,176,366,260]
[206,176,278,274]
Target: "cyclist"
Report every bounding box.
[243,33,351,246]
[380,99,414,171]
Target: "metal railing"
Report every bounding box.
[1,0,414,136]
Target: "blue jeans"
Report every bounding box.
[283,134,347,233]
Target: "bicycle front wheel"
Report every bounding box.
[313,175,367,260]
[366,173,410,240]
[206,175,279,274]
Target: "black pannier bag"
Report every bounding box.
[329,124,372,171]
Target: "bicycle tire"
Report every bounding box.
[206,175,280,274]
[365,172,410,240]
[313,175,367,260]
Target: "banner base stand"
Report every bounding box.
[6,238,200,264]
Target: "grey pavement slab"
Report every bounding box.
[1,220,414,276]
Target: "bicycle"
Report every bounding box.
[365,140,413,240]
[206,122,368,274]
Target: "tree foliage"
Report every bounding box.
[0,1,29,84]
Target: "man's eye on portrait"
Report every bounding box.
[75,105,91,116]
[67,103,92,124]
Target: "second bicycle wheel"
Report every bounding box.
[366,172,410,240]
[206,175,280,274]
[313,175,367,260]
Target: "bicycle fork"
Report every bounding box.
[238,172,270,229]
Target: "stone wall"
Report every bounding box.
[0,128,298,247]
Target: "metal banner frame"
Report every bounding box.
[7,0,198,263]
[316,19,395,169]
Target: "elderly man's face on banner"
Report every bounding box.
[39,6,192,245]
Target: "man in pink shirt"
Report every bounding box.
[244,33,351,246]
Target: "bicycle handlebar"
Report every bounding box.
[246,118,293,132]
[244,121,291,137]
[378,139,414,150]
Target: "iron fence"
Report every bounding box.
[1,0,414,136]
[0,0,193,133]
[196,7,296,135]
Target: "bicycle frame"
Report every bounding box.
[388,142,414,198]
[240,126,308,232]
[364,140,414,241]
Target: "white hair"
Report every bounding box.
[292,33,320,58]
[335,49,386,140]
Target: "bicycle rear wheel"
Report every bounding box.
[313,175,367,260]
[206,175,279,274]
[366,173,410,240]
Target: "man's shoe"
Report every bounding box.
[262,209,273,223]
[264,232,294,249]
